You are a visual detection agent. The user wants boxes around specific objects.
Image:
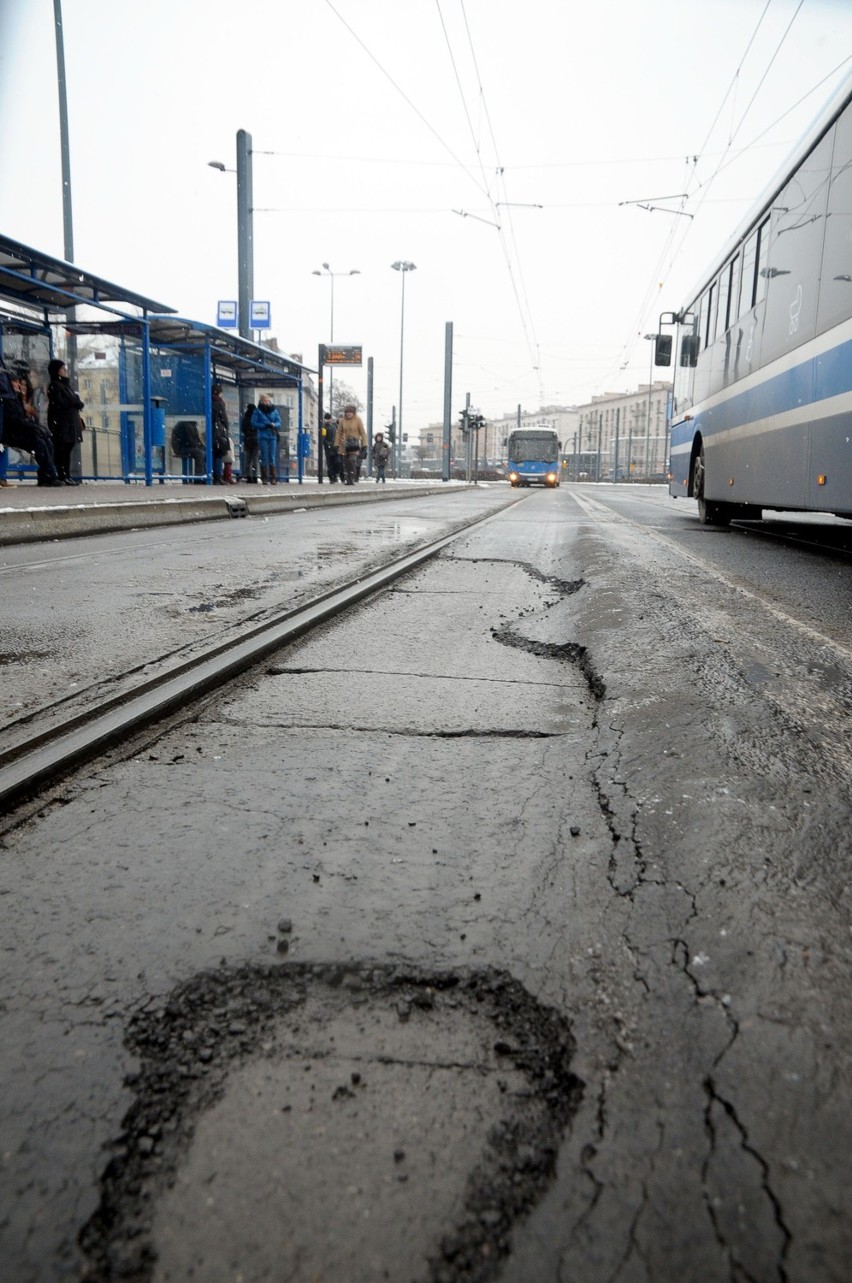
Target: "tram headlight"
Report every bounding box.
[546,472,557,485]
[508,470,519,483]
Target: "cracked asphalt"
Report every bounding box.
[0,485,849,1281]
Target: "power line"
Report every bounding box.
[322,0,490,198]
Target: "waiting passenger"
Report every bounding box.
[0,361,61,486]
[252,395,281,484]
[334,404,367,485]
[241,403,259,483]
[373,431,390,483]
[17,367,61,486]
[47,359,85,485]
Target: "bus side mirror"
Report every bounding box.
[654,334,672,367]
[680,335,699,367]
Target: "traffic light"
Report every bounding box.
[471,415,485,431]
[459,410,469,435]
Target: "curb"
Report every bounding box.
[0,484,457,546]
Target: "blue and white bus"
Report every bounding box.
[506,428,561,487]
[657,70,852,526]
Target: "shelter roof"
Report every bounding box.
[0,234,175,317]
[68,315,313,388]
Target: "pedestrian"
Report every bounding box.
[334,403,366,485]
[171,419,206,482]
[241,403,259,483]
[0,359,62,485]
[251,395,281,483]
[373,431,390,483]
[17,366,61,486]
[47,359,85,485]
[322,411,344,483]
[211,383,230,484]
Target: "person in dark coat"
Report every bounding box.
[322,412,343,483]
[47,359,85,485]
[0,362,62,485]
[241,403,259,483]
[373,431,390,483]
[18,368,61,486]
[211,383,230,484]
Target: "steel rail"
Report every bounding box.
[0,501,524,812]
[730,519,852,559]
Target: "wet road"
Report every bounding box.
[1,484,849,1282]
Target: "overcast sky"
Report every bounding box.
[1,0,851,429]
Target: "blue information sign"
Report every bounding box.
[250,300,271,329]
[217,300,238,328]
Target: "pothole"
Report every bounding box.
[79,964,581,1283]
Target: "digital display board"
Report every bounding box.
[323,345,362,366]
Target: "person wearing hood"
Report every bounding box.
[334,404,367,485]
[251,394,282,483]
[47,359,85,484]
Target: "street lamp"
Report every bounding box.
[391,260,416,478]
[208,130,254,343]
[312,263,360,417]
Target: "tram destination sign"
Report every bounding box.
[323,345,363,367]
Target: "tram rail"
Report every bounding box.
[0,500,525,813]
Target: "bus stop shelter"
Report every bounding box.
[0,235,313,485]
[67,315,313,485]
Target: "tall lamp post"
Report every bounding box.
[391,260,416,478]
[312,263,360,418]
[209,131,254,343]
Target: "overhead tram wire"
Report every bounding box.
[459,0,545,400]
[602,0,807,394]
[322,0,490,200]
[686,0,806,223]
[710,53,852,183]
[438,0,544,402]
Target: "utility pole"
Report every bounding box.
[443,322,453,482]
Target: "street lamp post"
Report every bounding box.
[312,263,360,419]
[391,260,416,479]
[209,131,254,344]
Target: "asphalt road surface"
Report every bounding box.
[1,484,849,1282]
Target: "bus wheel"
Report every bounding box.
[694,444,732,526]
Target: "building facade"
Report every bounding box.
[571,382,672,480]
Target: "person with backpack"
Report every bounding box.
[322,411,344,483]
[171,420,206,482]
[334,404,367,485]
[211,383,230,484]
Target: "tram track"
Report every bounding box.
[730,516,852,559]
[0,499,526,814]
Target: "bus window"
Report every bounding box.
[717,262,731,334]
[818,112,852,331]
[698,289,710,349]
[706,281,718,346]
[740,228,759,313]
[754,217,770,306]
[729,252,742,325]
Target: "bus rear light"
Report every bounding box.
[817,474,827,486]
